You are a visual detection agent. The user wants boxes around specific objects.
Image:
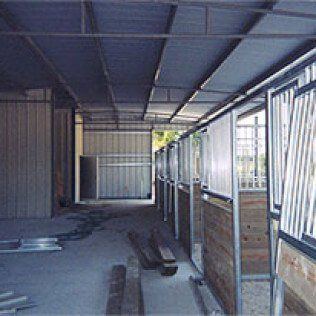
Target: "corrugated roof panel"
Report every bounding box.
[36,37,108,102]
[4,2,81,32]
[95,3,172,106]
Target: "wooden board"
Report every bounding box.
[278,240,316,314]
[202,199,235,314]
[121,256,144,315]
[239,191,269,274]
[150,229,176,263]
[105,265,126,315]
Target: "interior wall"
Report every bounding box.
[0,89,53,219]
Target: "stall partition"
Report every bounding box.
[267,61,316,315]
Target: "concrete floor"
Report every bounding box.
[0,202,218,315]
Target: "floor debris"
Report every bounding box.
[53,210,130,241]
[0,291,36,315]
[0,238,62,254]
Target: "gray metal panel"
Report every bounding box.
[83,130,152,199]
[0,89,52,219]
[84,130,151,155]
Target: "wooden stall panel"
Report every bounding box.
[178,186,191,256]
[202,199,235,314]
[167,182,175,233]
[239,191,269,274]
[278,240,316,315]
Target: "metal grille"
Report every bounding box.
[280,64,316,241]
[237,120,266,190]
[271,84,296,210]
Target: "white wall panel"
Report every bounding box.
[207,113,232,197]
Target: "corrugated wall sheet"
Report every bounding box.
[0,89,52,219]
[83,130,152,199]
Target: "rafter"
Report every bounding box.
[142,5,177,120]
[84,1,119,124]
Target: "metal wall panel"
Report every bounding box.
[0,89,52,219]
[83,130,152,199]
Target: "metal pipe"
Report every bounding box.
[231,110,242,314]
[174,142,179,240]
[189,134,194,259]
[266,89,277,316]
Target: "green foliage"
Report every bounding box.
[152,131,180,150]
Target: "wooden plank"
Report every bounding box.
[150,228,175,263]
[105,265,126,315]
[121,256,144,315]
[128,230,160,269]
[278,240,316,313]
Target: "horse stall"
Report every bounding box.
[267,61,316,315]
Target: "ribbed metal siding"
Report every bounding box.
[84,130,151,155]
[83,130,152,199]
[0,90,52,218]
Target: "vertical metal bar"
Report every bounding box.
[189,134,194,259]
[231,110,242,315]
[273,276,284,316]
[174,142,179,240]
[266,89,276,315]
[163,149,168,221]
[254,116,259,182]
[156,152,160,210]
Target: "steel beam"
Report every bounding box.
[0,3,81,106]
[84,1,119,124]
[169,1,277,122]
[0,30,315,40]
[143,5,177,120]
[110,83,243,95]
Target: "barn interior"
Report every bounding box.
[0,1,315,315]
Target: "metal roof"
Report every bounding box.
[0,0,315,125]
